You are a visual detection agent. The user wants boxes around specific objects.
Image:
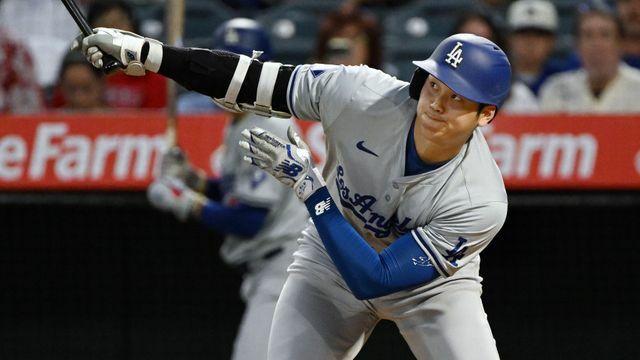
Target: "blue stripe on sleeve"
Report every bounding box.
[200,201,268,238]
[305,187,439,300]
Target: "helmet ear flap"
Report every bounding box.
[409,68,428,100]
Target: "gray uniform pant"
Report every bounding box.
[231,240,298,360]
[267,226,500,360]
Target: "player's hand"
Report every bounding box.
[71,27,163,76]
[239,126,325,201]
[159,146,206,192]
[147,176,206,221]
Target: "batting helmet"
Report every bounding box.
[409,33,511,108]
[211,18,272,61]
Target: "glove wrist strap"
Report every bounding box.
[294,167,326,201]
[144,39,163,73]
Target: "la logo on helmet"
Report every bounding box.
[445,42,464,68]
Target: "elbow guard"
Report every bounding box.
[214,50,291,118]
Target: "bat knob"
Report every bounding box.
[102,55,124,74]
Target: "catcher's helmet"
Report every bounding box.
[211,18,272,61]
[409,33,511,108]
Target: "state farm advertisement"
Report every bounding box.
[0,112,227,190]
[0,113,639,190]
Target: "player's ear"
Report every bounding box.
[477,105,496,126]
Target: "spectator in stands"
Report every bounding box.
[0,26,44,114]
[451,11,540,113]
[0,0,87,90]
[55,50,107,112]
[475,0,510,19]
[539,6,640,113]
[616,0,640,68]
[87,0,167,109]
[506,0,575,96]
[312,1,382,69]
[452,11,505,48]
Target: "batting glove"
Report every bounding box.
[71,27,163,76]
[147,176,206,222]
[159,147,207,192]
[239,126,325,202]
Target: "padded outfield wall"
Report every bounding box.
[1,191,637,360]
[2,113,639,359]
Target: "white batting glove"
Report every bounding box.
[159,146,206,192]
[239,126,325,202]
[71,27,163,76]
[147,176,206,222]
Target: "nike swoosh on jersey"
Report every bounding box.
[356,141,378,157]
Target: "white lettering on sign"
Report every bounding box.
[0,135,27,181]
[29,122,66,179]
[6,122,167,182]
[485,127,597,179]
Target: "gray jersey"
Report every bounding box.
[219,113,309,265]
[287,64,507,278]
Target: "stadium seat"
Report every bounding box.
[553,0,584,58]
[383,0,484,81]
[256,0,343,65]
[134,0,236,46]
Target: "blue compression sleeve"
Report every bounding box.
[305,187,439,300]
[200,201,267,237]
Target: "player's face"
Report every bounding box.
[415,75,495,151]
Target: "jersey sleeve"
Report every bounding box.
[411,201,507,277]
[286,64,366,126]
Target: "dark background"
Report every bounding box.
[1,191,638,360]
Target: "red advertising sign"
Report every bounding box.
[0,112,226,190]
[485,115,640,189]
[1,113,639,190]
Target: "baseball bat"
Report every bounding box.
[59,0,123,74]
[164,0,186,148]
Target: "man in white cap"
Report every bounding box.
[506,0,574,95]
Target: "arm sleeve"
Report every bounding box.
[158,46,293,113]
[304,187,439,300]
[199,201,268,238]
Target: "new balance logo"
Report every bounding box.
[445,42,464,69]
[314,198,332,215]
[275,160,303,177]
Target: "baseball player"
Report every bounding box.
[75,25,511,359]
[143,19,308,360]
